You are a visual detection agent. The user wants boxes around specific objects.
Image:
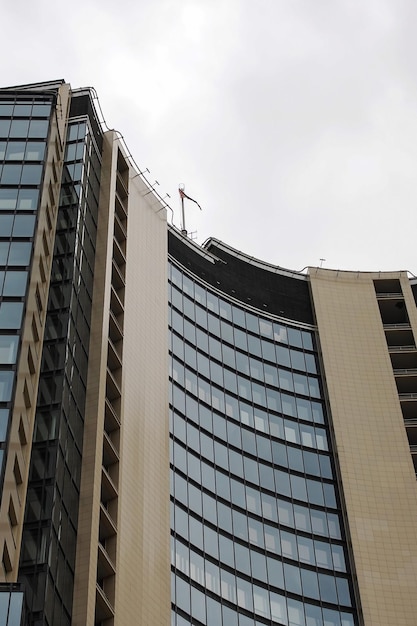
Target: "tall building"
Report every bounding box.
[0,80,417,626]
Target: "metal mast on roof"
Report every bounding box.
[179,184,202,236]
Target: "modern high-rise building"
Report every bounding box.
[0,79,417,626]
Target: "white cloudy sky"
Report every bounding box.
[3,0,417,272]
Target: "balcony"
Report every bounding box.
[104,398,120,434]
[95,583,115,623]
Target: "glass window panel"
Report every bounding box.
[294,373,309,395]
[288,446,304,472]
[0,336,19,364]
[264,523,280,553]
[305,353,317,373]
[319,454,333,479]
[217,501,233,534]
[288,327,303,348]
[311,509,327,536]
[0,302,23,328]
[318,573,337,604]
[298,536,315,565]
[0,188,18,210]
[307,480,324,506]
[332,544,346,572]
[288,598,306,626]
[277,499,294,527]
[266,388,281,412]
[0,409,9,441]
[311,401,324,424]
[191,586,206,623]
[309,377,321,398]
[323,483,337,508]
[9,119,29,137]
[205,560,220,594]
[315,541,332,570]
[32,103,51,116]
[235,327,249,352]
[253,585,270,619]
[281,530,298,559]
[304,451,320,477]
[291,474,307,502]
[251,549,267,583]
[248,517,264,548]
[230,479,246,509]
[8,591,23,625]
[259,318,273,338]
[17,188,39,210]
[246,486,262,516]
[28,119,49,138]
[189,516,203,550]
[14,104,32,116]
[341,613,355,626]
[294,503,311,532]
[6,142,25,160]
[0,103,13,115]
[336,577,351,606]
[215,469,230,501]
[290,349,306,371]
[261,492,278,522]
[12,214,36,237]
[221,567,236,602]
[323,608,341,626]
[204,525,219,559]
[190,549,205,585]
[0,120,11,136]
[305,603,323,626]
[0,140,6,158]
[175,576,190,613]
[0,593,9,625]
[8,242,32,265]
[327,513,341,539]
[284,562,302,595]
[274,469,290,497]
[235,543,251,576]
[281,393,296,417]
[270,592,288,625]
[0,215,13,236]
[301,569,320,600]
[316,428,329,451]
[0,243,9,265]
[267,557,284,589]
[232,509,248,541]
[1,163,22,184]
[0,371,14,401]
[259,463,275,491]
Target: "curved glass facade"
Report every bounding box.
[169,260,358,626]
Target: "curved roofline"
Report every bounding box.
[202,236,309,281]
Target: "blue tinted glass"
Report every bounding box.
[6,142,25,160]
[8,242,32,265]
[7,591,23,625]
[0,215,13,236]
[0,302,24,328]
[0,103,13,115]
[28,119,49,138]
[0,371,14,401]
[3,271,27,296]
[0,409,9,441]
[0,243,8,265]
[9,119,29,137]
[25,142,45,160]
[13,104,32,116]
[0,336,19,364]
[32,103,51,116]
[12,215,36,237]
[1,164,22,184]
[21,164,42,184]
[0,120,11,136]
[17,188,39,210]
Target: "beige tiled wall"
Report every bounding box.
[309,268,417,626]
[113,169,170,625]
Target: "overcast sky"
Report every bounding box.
[3,0,417,273]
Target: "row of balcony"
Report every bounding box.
[95,152,128,625]
[375,282,417,473]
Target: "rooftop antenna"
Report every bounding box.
[179,184,202,236]
[320,258,326,267]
